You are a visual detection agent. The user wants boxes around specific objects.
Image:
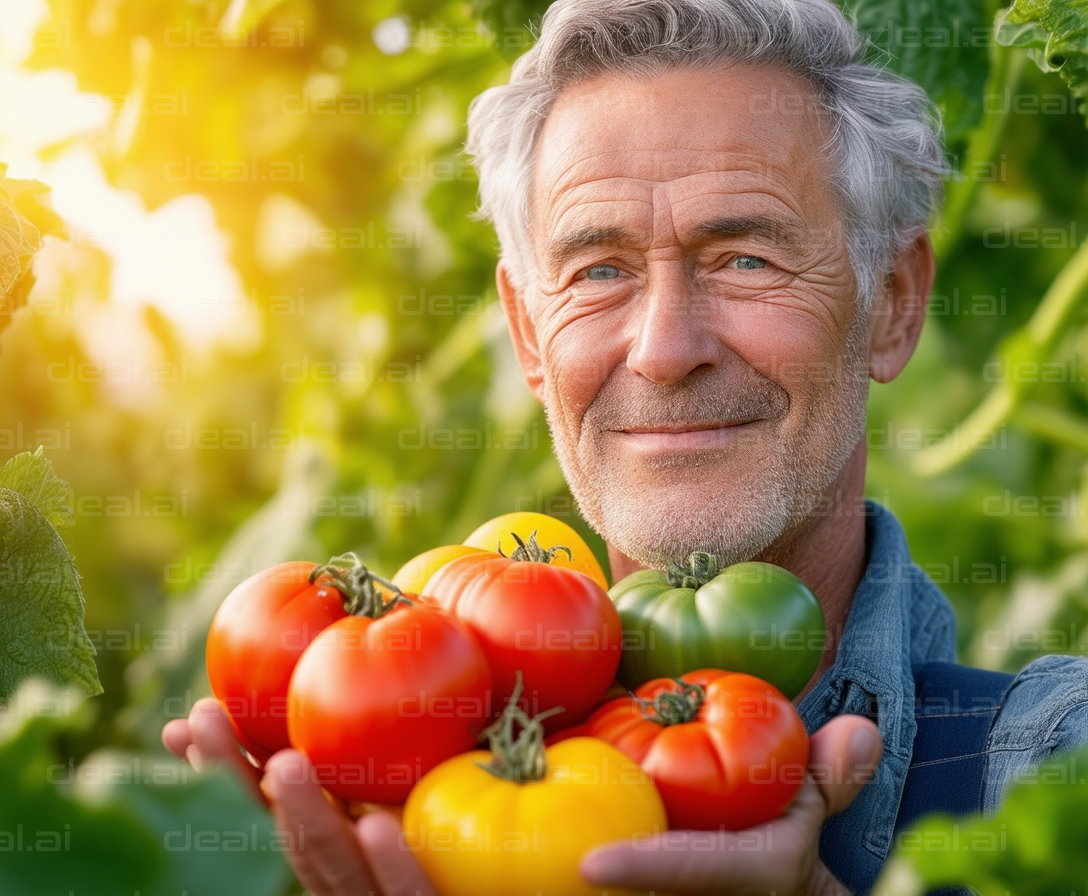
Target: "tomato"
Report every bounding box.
[403,675,666,896]
[576,669,809,831]
[391,544,488,594]
[422,539,622,731]
[287,555,492,804]
[609,555,825,699]
[206,560,348,762]
[463,511,610,589]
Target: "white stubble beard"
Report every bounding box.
[542,310,872,570]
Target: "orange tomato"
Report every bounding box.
[462,511,609,589]
[391,544,488,594]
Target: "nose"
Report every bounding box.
[625,262,721,385]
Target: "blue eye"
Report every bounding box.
[586,264,620,280]
[733,256,767,270]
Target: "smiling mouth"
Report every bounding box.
[610,420,759,452]
[618,421,754,434]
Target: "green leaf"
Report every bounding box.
[0,193,38,329]
[838,0,992,148]
[0,452,101,700]
[997,0,1088,123]
[0,164,64,338]
[0,448,74,530]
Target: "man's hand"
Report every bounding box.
[162,698,437,896]
[579,714,882,896]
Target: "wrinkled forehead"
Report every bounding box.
[529,65,842,244]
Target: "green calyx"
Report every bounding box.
[664,551,721,589]
[636,679,706,726]
[309,552,411,619]
[476,670,564,784]
[497,530,573,565]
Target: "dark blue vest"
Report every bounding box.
[890,661,1016,896]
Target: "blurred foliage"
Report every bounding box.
[0,680,290,896]
[0,0,1087,892]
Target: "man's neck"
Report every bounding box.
[605,440,871,704]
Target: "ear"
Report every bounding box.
[868,229,934,384]
[496,261,545,402]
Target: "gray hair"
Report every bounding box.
[464,0,946,312]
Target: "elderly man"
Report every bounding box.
[164,0,1088,893]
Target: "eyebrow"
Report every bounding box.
[544,215,802,269]
[544,226,635,270]
[699,215,802,249]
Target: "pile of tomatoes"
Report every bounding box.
[206,512,825,896]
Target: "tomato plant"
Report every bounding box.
[463,512,610,589]
[609,554,825,698]
[402,673,666,896]
[205,560,349,762]
[287,554,492,804]
[422,533,622,731]
[571,668,809,830]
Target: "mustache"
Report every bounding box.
[585,369,788,431]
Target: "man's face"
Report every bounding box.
[520,64,873,568]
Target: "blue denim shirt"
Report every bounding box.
[801,501,1088,895]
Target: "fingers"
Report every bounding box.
[808,713,883,817]
[357,810,440,896]
[185,698,264,800]
[186,698,241,764]
[580,828,791,895]
[262,750,377,896]
[161,718,192,760]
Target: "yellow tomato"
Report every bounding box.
[391,544,488,594]
[402,737,666,896]
[463,512,609,589]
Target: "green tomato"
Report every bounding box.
[609,555,825,699]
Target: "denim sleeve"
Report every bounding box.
[983,653,1088,816]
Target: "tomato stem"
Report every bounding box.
[475,671,564,784]
[665,551,720,589]
[309,552,410,618]
[498,530,573,565]
[636,679,706,726]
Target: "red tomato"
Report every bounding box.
[206,561,348,762]
[578,669,809,830]
[421,547,622,731]
[287,586,492,804]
